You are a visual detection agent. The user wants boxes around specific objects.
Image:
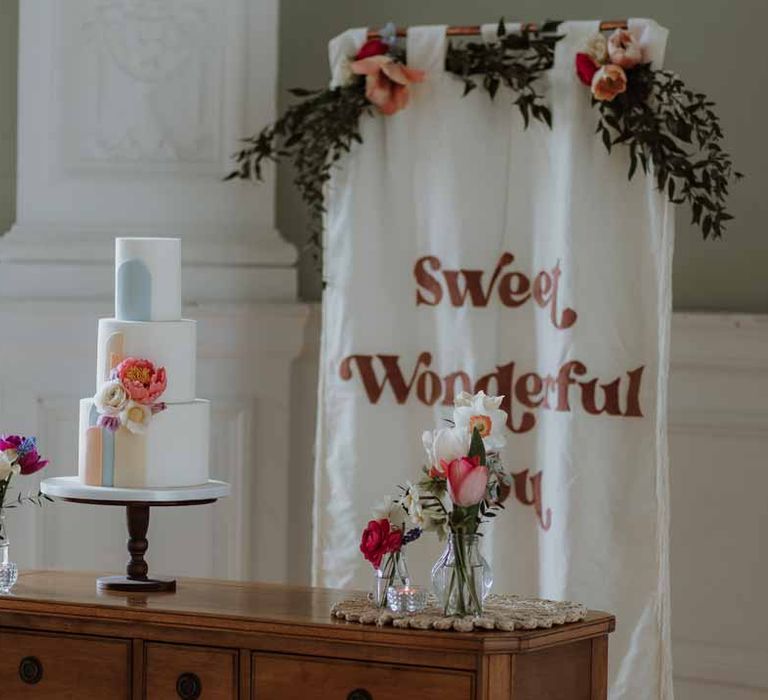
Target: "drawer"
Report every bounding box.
[252,653,474,700]
[145,642,238,700]
[0,629,130,698]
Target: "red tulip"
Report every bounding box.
[444,456,489,507]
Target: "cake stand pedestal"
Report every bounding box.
[40,477,230,592]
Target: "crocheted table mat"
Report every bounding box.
[330,593,588,632]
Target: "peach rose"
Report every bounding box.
[607,29,643,69]
[591,64,627,102]
[350,55,425,116]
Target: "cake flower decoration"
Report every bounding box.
[116,357,167,404]
[94,357,167,433]
[120,402,153,435]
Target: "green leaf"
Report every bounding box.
[601,128,612,153]
[467,427,487,466]
[288,87,320,97]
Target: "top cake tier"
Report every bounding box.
[115,238,181,321]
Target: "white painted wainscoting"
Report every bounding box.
[669,314,768,700]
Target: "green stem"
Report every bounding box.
[451,532,483,616]
[377,552,398,608]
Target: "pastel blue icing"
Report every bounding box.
[101,427,115,487]
[88,404,98,427]
[117,258,152,321]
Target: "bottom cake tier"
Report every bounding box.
[78,398,210,488]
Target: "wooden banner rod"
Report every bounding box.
[367,21,628,39]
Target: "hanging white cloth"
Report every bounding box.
[314,20,673,699]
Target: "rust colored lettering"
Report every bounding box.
[512,469,552,530]
[414,256,443,306]
[339,353,432,404]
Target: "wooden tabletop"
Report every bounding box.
[0,571,615,654]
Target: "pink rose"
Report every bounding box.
[607,29,643,69]
[350,55,425,116]
[116,357,167,405]
[591,64,628,102]
[575,52,599,86]
[444,456,489,508]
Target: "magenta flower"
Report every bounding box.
[0,434,48,475]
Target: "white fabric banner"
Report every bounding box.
[314,20,673,699]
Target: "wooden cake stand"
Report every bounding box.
[40,477,230,593]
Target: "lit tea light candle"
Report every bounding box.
[387,584,428,613]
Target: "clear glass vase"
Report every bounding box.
[372,550,410,608]
[431,533,493,616]
[0,509,18,594]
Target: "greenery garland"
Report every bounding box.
[594,65,741,238]
[227,21,560,259]
[227,20,740,258]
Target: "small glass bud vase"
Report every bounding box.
[372,550,409,608]
[0,509,18,594]
[431,533,493,617]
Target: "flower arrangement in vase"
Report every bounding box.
[0,435,50,593]
[360,391,512,616]
[93,357,168,434]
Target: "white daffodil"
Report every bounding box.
[119,401,152,434]
[94,379,129,416]
[371,495,406,529]
[401,482,426,526]
[453,390,508,451]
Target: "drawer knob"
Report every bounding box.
[348,690,373,700]
[176,671,202,699]
[19,656,43,685]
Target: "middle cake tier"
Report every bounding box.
[97,318,196,403]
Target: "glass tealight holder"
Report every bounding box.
[387,584,428,614]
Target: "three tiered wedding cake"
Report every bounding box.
[78,238,210,489]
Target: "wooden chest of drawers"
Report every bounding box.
[0,571,614,699]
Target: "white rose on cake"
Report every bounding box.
[94,379,129,416]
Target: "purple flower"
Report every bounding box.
[402,527,422,546]
[97,415,120,433]
[150,402,167,415]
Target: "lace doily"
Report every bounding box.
[330,593,588,632]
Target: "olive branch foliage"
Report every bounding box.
[226,20,561,260]
[227,18,740,260]
[226,83,370,260]
[0,477,53,515]
[595,64,742,238]
[444,19,563,128]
